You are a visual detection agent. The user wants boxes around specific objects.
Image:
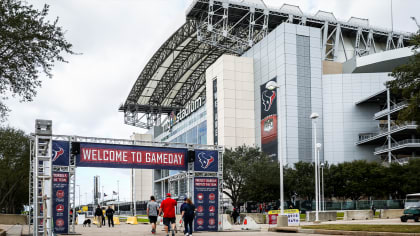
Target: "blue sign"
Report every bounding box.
[52,172,69,234]
[194,150,218,172]
[52,141,69,166]
[76,143,188,170]
[194,177,218,232]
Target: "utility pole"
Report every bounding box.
[117,180,120,214]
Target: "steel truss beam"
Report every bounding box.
[121,0,412,129]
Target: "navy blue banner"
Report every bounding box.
[194,177,218,232]
[52,141,70,166]
[52,172,69,234]
[76,143,187,170]
[194,150,218,172]
[261,77,278,161]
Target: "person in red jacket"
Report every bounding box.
[159,193,177,236]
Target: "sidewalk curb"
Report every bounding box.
[298,229,420,236]
[268,227,299,233]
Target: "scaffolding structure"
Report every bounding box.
[29,120,224,235]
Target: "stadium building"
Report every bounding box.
[119,0,418,201]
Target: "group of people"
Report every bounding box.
[147,193,196,236]
[94,205,115,228]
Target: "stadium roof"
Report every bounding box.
[120,0,413,129]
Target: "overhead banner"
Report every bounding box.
[194,177,218,232]
[76,143,187,170]
[194,150,218,172]
[52,172,69,234]
[260,77,278,161]
[52,141,70,166]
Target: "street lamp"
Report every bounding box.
[320,162,325,212]
[310,113,320,222]
[265,81,284,215]
[316,143,322,214]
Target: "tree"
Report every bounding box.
[0,126,30,213]
[222,145,279,207]
[0,0,74,120]
[386,34,420,126]
[241,153,280,203]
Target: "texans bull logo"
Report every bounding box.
[198,152,215,169]
[52,147,64,162]
[262,90,276,111]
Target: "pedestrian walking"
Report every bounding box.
[105,206,115,227]
[101,207,106,226]
[181,198,195,236]
[159,193,177,236]
[371,204,376,217]
[94,205,102,228]
[147,196,159,234]
[231,208,239,224]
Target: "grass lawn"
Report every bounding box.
[302,224,420,233]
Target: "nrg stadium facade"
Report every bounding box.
[119,0,418,201]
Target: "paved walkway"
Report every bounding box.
[71,224,327,236]
[10,218,420,235]
[1,224,22,236]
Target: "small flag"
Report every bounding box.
[113,191,118,195]
[104,193,108,197]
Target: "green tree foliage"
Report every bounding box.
[284,160,420,202]
[0,126,30,213]
[386,34,420,126]
[0,0,74,120]
[224,145,420,205]
[223,145,279,207]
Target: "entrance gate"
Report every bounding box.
[29,120,223,236]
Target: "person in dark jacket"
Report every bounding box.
[94,205,103,228]
[105,206,115,227]
[181,198,195,236]
[231,208,239,224]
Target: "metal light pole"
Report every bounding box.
[310,113,320,222]
[320,162,325,212]
[102,186,104,205]
[265,81,284,215]
[316,144,322,213]
[117,180,120,214]
[76,185,81,210]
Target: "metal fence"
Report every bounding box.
[293,199,404,212]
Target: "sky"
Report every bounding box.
[4,0,420,206]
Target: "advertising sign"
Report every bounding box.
[194,150,218,172]
[260,77,278,161]
[52,172,69,234]
[194,177,218,232]
[76,143,187,170]
[267,209,300,226]
[52,141,70,166]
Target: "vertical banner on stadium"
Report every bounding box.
[52,172,69,234]
[260,77,278,161]
[194,177,218,232]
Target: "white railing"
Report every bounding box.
[358,122,417,142]
[374,101,408,119]
[375,139,420,152]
